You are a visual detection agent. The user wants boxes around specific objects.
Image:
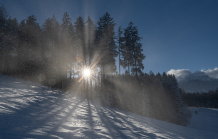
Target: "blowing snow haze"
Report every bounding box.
[1,1,218,138]
[168,68,218,93]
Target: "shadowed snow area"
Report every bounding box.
[0,75,218,139]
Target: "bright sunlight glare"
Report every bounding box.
[83,68,91,77]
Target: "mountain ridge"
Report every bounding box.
[177,74,218,93]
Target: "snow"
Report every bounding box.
[188,107,218,133]
[1,74,218,139]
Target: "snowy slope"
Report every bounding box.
[188,107,218,133]
[0,75,218,139]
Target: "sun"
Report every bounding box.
[83,68,91,77]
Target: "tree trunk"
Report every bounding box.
[69,65,72,79]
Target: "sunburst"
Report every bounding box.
[83,68,91,77]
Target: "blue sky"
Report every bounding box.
[1,0,218,75]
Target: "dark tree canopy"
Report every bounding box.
[120,22,145,76]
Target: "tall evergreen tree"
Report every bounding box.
[121,22,145,75]
[74,16,85,72]
[16,15,42,77]
[96,12,118,77]
[52,17,62,87]
[60,12,72,87]
[85,16,96,89]
[26,15,41,52]
[61,12,72,69]
[85,16,95,67]
[0,6,8,74]
[42,15,59,85]
[4,16,19,75]
[118,26,125,74]
[41,15,62,87]
[68,22,76,79]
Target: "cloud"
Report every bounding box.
[167,69,191,78]
[167,68,218,79]
[201,68,218,79]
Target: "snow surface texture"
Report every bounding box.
[0,75,218,139]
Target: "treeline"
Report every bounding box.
[182,88,218,108]
[78,71,191,126]
[0,6,191,126]
[0,6,144,89]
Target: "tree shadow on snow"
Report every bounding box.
[0,77,164,138]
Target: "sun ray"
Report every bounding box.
[78,76,84,82]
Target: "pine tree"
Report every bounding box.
[16,15,41,77]
[53,17,62,88]
[26,15,41,56]
[41,15,62,87]
[85,16,96,89]
[85,16,95,67]
[5,16,19,75]
[41,15,58,85]
[96,12,118,78]
[0,6,8,74]
[118,26,125,74]
[60,12,72,88]
[121,22,145,76]
[17,19,27,76]
[61,12,72,69]
[74,16,85,71]
[68,22,76,79]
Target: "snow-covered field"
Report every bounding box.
[0,75,218,139]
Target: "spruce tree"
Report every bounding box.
[96,12,118,77]
[68,22,76,79]
[17,15,41,77]
[0,6,8,74]
[42,15,61,87]
[5,17,19,75]
[74,16,85,71]
[85,16,95,67]
[123,22,145,76]
[85,16,96,89]
[60,12,72,87]
[42,15,59,85]
[118,26,125,74]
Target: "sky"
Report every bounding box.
[1,0,218,76]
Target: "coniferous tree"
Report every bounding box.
[74,16,85,72]
[95,12,118,104]
[68,22,76,79]
[121,22,145,76]
[74,16,86,92]
[41,15,58,85]
[96,12,118,78]
[26,15,41,58]
[61,12,72,85]
[52,17,62,88]
[118,26,125,74]
[85,16,96,89]
[17,19,27,76]
[41,15,61,87]
[85,16,95,66]
[0,6,8,74]
[4,16,19,75]
[17,15,41,78]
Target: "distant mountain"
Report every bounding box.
[177,74,218,93]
